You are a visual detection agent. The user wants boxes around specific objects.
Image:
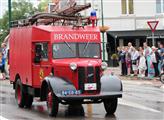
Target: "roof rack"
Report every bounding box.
[11,3,97,28]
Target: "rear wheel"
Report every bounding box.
[15,79,25,108]
[103,98,118,115]
[160,73,164,84]
[25,94,33,108]
[47,88,59,117]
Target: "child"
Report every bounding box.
[0,52,6,80]
[138,52,147,77]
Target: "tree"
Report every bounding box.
[0,0,37,31]
[0,0,37,43]
[37,0,51,12]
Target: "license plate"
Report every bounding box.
[84,83,97,91]
[61,90,81,96]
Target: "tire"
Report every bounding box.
[160,73,164,84]
[103,98,118,115]
[47,88,59,117]
[25,94,33,108]
[15,79,26,108]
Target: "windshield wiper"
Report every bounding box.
[64,41,74,53]
[82,41,90,55]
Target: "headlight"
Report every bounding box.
[70,62,77,71]
[101,62,108,70]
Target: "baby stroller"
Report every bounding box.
[160,60,164,84]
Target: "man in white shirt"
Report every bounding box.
[128,42,133,54]
[128,42,133,74]
[131,47,139,76]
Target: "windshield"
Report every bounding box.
[53,43,100,59]
[79,43,100,58]
[53,43,76,59]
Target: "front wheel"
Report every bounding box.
[103,98,118,115]
[160,73,164,84]
[47,89,59,117]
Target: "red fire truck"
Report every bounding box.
[9,4,122,117]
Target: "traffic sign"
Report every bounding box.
[147,20,159,46]
[147,21,159,33]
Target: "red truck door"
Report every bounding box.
[32,42,51,88]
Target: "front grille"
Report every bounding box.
[95,67,101,91]
[87,67,94,83]
[78,67,85,92]
[78,66,101,93]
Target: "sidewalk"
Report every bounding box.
[105,67,164,89]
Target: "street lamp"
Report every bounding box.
[8,0,11,29]
[100,0,105,62]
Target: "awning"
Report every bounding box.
[107,30,164,39]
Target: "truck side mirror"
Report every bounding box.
[34,44,42,64]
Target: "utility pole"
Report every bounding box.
[100,0,105,61]
[8,0,11,29]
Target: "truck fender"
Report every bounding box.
[100,75,123,93]
[40,76,76,101]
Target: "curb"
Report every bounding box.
[122,79,164,89]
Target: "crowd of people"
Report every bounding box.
[0,43,8,80]
[118,42,164,78]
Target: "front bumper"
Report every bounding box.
[57,92,122,101]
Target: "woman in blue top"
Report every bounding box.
[0,53,6,80]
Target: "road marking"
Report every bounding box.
[0,116,9,120]
[119,99,161,113]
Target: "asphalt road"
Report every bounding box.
[0,80,164,120]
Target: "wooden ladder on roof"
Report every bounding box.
[11,3,94,28]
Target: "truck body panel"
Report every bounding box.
[10,26,101,89]
[10,27,32,86]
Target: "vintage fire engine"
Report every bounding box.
[9,3,122,117]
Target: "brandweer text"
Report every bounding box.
[54,33,98,40]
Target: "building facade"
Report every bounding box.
[1,0,164,62]
[78,0,164,61]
